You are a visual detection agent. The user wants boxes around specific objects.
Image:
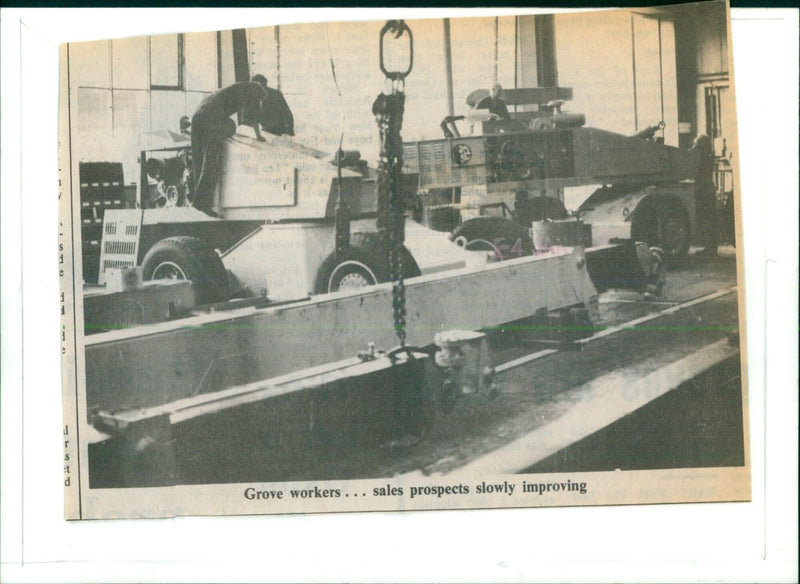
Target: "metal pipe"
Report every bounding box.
[514,16,518,113]
[493,16,499,84]
[275,26,281,91]
[630,15,639,131]
[443,19,454,117]
[658,18,666,140]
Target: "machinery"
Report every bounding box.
[403,86,706,265]
[92,134,484,308]
[93,78,709,308]
[94,94,686,315]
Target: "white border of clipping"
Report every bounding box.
[1,6,797,583]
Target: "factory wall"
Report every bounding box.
[245,16,518,161]
[67,10,713,195]
[554,9,679,147]
[69,31,236,183]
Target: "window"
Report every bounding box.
[185,32,217,92]
[112,36,148,90]
[70,40,111,88]
[150,33,183,90]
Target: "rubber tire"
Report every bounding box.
[449,216,534,259]
[314,232,422,294]
[513,196,569,226]
[631,196,691,263]
[141,236,229,305]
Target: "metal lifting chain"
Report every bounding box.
[373,20,413,347]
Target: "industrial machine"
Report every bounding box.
[96,116,534,310]
[94,96,685,314]
[403,86,705,265]
[93,135,483,308]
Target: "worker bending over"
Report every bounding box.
[191,79,267,213]
[251,74,295,137]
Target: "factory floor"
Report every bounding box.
[295,245,744,480]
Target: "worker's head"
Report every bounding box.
[251,74,268,90]
[490,82,503,100]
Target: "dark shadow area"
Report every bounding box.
[523,354,745,473]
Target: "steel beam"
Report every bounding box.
[85,247,597,412]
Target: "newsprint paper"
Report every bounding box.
[60,2,750,520]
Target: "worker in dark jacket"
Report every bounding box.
[251,74,295,137]
[191,80,267,213]
[477,82,510,120]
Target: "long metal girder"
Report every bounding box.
[90,349,433,488]
[84,247,597,413]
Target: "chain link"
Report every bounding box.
[373,70,409,346]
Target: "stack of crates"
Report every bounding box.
[79,162,131,283]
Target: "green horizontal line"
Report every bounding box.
[85,322,738,334]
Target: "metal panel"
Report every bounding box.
[572,127,694,184]
[411,137,487,189]
[221,222,334,300]
[84,280,194,333]
[218,134,365,221]
[97,209,143,285]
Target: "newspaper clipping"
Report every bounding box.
[59,2,750,520]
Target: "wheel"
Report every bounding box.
[314,232,421,294]
[657,207,691,259]
[328,259,380,291]
[631,196,690,263]
[141,236,229,305]
[449,216,534,260]
[513,195,569,226]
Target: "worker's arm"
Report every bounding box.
[253,124,266,142]
[242,82,268,141]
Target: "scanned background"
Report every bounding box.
[1,6,797,583]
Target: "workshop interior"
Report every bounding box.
[62,3,746,502]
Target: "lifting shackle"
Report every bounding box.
[379,20,413,82]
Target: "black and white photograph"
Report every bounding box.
[57,2,752,519]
